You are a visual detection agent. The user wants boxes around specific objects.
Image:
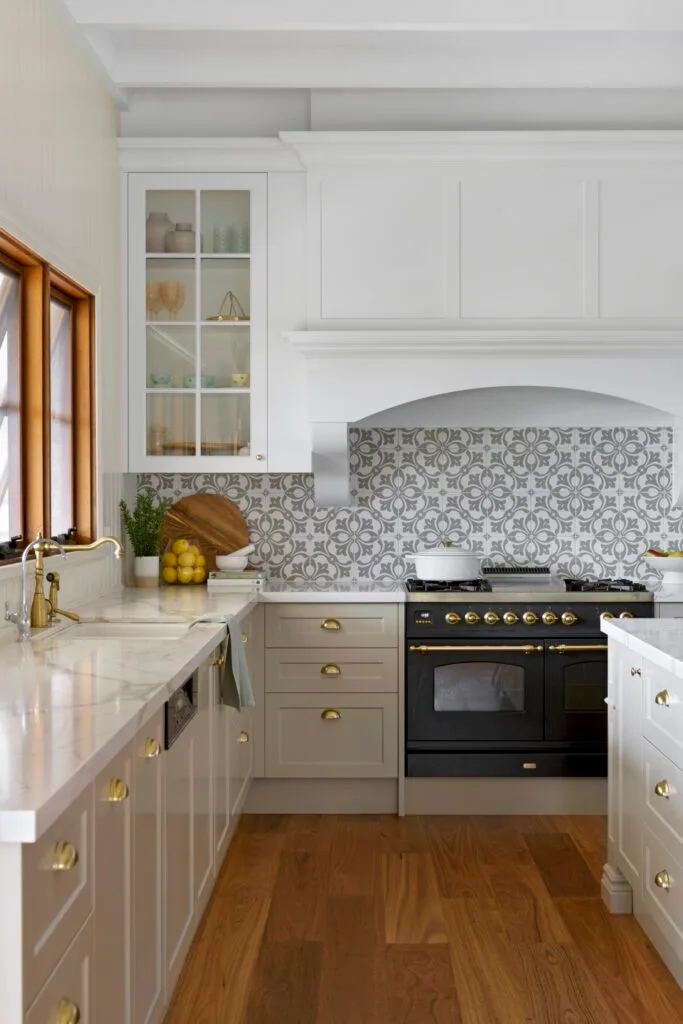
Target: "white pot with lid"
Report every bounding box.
[409,543,482,582]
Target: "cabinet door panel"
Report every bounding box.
[164,721,195,998]
[213,669,231,870]
[614,648,643,890]
[24,917,93,1024]
[194,664,214,917]
[229,707,254,817]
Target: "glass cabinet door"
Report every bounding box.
[129,174,267,470]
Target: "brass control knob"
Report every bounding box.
[445,612,461,625]
[484,611,500,625]
[602,612,615,621]
[561,611,578,626]
[619,611,634,620]
[522,611,539,626]
[464,611,480,625]
[542,611,559,626]
[503,612,519,626]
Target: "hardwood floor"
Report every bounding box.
[165,815,683,1024]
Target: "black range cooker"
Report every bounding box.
[405,570,653,779]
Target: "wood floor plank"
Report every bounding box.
[316,895,383,1024]
[516,943,620,1024]
[563,816,608,884]
[377,814,429,853]
[240,813,290,835]
[424,818,494,899]
[285,814,334,854]
[383,945,462,1024]
[487,862,572,944]
[524,832,599,898]
[265,851,329,942]
[214,831,285,899]
[470,819,533,870]
[328,815,379,896]
[246,940,323,1024]
[166,894,270,1024]
[383,852,449,944]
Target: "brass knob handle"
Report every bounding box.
[602,612,615,621]
[631,667,641,677]
[620,611,634,619]
[320,663,341,676]
[561,611,578,626]
[106,778,130,803]
[143,738,161,759]
[655,780,672,799]
[464,611,480,625]
[542,611,558,626]
[655,689,671,707]
[445,612,461,625]
[255,454,265,461]
[237,730,250,744]
[503,612,518,625]
[52,841,78,872]
[57,1000,81,1024]
[522,611,538,625]
[321,708,342,721]
[484,611,500,625]
[321,618,341,631]
[655,869,671,891]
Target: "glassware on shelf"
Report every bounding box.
[146,281,164,321]
[206,290,248,322]
[159,281,186,320]
[234,225,250,253]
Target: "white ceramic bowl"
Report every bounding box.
[645,554,683,576]
[215,553,249,572]
[410,547,481,581]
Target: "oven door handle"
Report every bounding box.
[548,644,608,654]
[408,644,544,654]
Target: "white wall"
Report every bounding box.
[0,0,124,612]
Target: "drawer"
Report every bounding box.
[23,784,93,1008]
[644,737,683,849]
[642,823,683,962]
[265,693,398,778]
[265,604,398,649]
[642,659,683,770]
[266,648,398,693]
[25,915,93,1024]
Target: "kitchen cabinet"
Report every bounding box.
[212,658,232,869]
[163,704,195,997]
[610,645,643,892]
[229,705,254,816]
[127,172,267,472]
[194,661,214,918]
[24,917,94,1024]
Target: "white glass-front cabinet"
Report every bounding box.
[128,173,267,471]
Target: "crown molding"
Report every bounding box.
[118,137,303,172]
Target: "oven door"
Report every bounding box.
[406,642,545,744]
[544,641,607,742]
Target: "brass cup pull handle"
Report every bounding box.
[52,841,78,872]
[237,730,250,744]
[655,689,671,707]
[106,778,130,803]
[320,663,342,677]
[655,869,671,891]
[143,738,161,759]
[242,633,248,645]
[321,708,342,721]
[321,618,342,631]
[655,780,672,799]
[212,655,226,667]
[57,999,81,1024]
[631,667,642,676]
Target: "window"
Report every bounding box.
[0,228,95,555]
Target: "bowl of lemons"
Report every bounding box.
[162,538,208,585]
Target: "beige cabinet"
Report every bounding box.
[94,742,133,1024]
[266,648,398,694]
[244,606,265,778]
[229,705,254,816]
[265,604,398,649]
[164,713,195,997]
[131,711,164,1024]
[212,661,231,870]
[194,662,214,918]
[24,917,93,1024]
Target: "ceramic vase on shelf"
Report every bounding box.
[134,555,160,589]
[146,212,174,253]
[165,223,195,253]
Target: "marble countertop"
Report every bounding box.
[260,580,406,602]
[603,617,683,678]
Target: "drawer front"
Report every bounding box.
[265,604,398,649]
[643,660,683,769]
[23,785,93,1008]
[25,915,93,1024]
[266,648,398,693]
[265,693,398,778]
[644,737,683,849]
[642,823,683,961]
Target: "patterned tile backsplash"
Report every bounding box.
[138,427,681,583]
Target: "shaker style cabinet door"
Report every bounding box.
[164,712,195,998]
[612,645,644,892]
[194,660,214,918]
[212,655,232,870]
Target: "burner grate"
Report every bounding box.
[564,577,648,593]
[405,577,493,594]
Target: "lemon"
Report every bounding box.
[188,544,200,557]
[192,567,207,584]
[162,566,178,584]
[172,538,190,556]
[177,566,194,584]
[196,554,206,568]
[178,551,196,568]
[162,551,178,568]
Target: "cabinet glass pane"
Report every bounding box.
[145,191,195,254]
[146,393,196,456]
[200,191,250,254]
[200,393,250,457]
[201,259,250,322]
[146,326,195,389]
[200,327,250,388]
[50,297,73,535]
[146,258,195,322]
[434,663,525,712]
[0,265,21,542]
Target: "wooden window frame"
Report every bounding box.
[0,227,95,559]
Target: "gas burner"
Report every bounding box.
[405,577,493,594]
[564,577,648,593]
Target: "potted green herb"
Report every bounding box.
[119,492,170,587]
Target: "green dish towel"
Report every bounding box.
[197,613,255,710]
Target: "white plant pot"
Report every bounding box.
[134,556,160,588]
[410,548,482,581]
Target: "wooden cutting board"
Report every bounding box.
[160,494,250,572]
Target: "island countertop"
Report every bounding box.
[602,617,683,678]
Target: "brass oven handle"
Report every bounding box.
[548,644,608,654]
[408,645,543,654]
